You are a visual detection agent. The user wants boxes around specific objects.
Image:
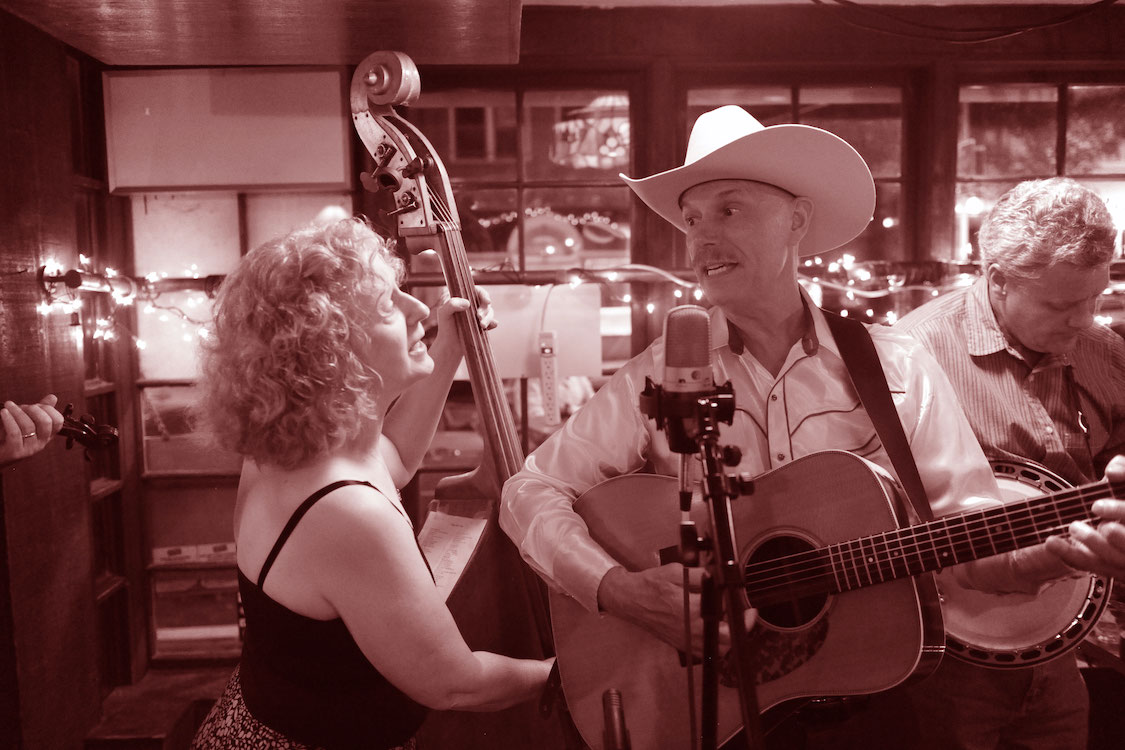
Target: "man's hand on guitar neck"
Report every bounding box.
[596,563,757,656]
[1044,454,1125,580]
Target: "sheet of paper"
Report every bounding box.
[418,510,489,600]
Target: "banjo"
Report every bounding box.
[940,459,1113,668]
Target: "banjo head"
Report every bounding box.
[941,459,1112,668]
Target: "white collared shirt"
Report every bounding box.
[500,291,1002,612]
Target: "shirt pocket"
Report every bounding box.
[789,400,882,459]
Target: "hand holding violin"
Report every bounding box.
[0,394,64,467]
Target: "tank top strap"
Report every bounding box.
[258,479,376,588]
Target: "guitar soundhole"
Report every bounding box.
[745,534,828,630]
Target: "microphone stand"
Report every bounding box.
[695,427,763,750]
[640,378,765,750]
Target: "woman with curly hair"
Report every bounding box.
[191,217,552,750]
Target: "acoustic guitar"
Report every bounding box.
[550,450,1123,750]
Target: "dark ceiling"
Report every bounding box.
[0,0,523,66]
[0,1,1113,68]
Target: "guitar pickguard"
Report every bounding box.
[728,616,831,687]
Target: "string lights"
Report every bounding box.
[38,258,222,351]
[36,254,1125,352]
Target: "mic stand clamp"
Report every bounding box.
[638,376,735,455]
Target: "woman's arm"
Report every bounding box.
[311,487,551,711]
[379,292,493,487]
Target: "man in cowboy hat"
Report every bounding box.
[500,106,1125,747]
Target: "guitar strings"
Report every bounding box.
[743,481,1101,596]
[741,480,1124,601]
[426,189,523,474]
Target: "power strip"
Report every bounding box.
[538,331,560,426]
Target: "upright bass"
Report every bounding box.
[350,51,573,749]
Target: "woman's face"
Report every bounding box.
[366,257,433,398]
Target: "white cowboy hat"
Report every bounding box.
[620,105,876,255]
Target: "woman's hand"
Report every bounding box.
[0,395,64,467]
[426,287,496,366]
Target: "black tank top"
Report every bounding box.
[237,480,430,749]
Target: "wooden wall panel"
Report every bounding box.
[0,9,100,749]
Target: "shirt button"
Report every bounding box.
[777,453,786,461]
[770,394,778,402]
[1044,426,1054,434]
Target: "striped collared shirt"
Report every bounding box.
[897,276,1125,486]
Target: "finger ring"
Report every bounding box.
[22,432,36,439]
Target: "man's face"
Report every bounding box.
[990,261,1110,356]
[679,180,805,315]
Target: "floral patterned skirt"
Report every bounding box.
[192,666,416,750]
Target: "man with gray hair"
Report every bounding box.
[895,176,1125,750]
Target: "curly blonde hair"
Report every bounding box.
[979,177,1116,281]
[199,217,404,469]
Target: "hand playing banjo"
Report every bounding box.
[1044,455,1125,579]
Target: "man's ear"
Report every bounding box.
[791,196,814,238]
[985,263,1008,299]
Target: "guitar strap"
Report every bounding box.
[823,312,935,524]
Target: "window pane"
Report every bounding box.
[799,86,902,180]
[1067,86,1125,175]
[688,86,901,178]
[522,186,631,270]
[813,181,904,263]
[524,90,630,182]
[452,187,518,263]
[142,385,241,474]
[958,85,1057,179]
[688,86,792,126]
[406,90,517,181]
[130,193,237,379]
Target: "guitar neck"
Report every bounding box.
[747,478,1125,605]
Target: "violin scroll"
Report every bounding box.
[350,51,458,240]
[60,403,119,459]
[350,51,420,112]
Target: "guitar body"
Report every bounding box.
[552,452,945,750]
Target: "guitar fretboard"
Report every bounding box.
[745,479,1124,606]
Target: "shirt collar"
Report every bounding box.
[712,284,828,358]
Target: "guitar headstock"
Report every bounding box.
[60,403,119,460]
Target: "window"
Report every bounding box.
[688,85,905,264]
[955,83,1125,262]
[402,84,635,376]
[130,189,351,660]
